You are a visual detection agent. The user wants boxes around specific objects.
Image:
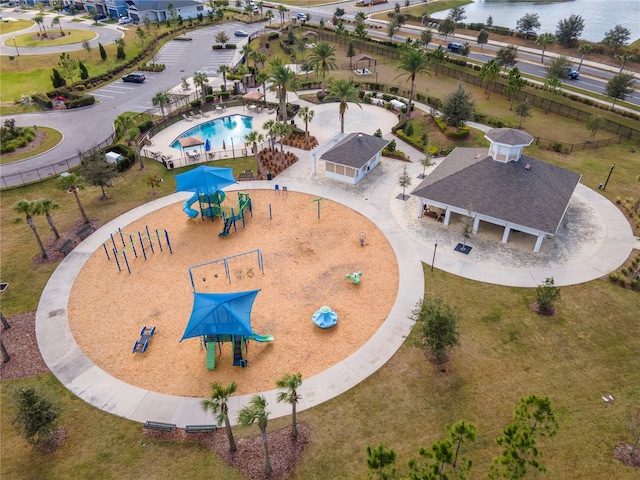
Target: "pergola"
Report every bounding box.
[353,54,377,69]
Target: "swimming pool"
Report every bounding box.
[171,115,254,151]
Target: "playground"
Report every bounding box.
[66,189,399,397]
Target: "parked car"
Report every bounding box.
[296,13,307,20]
[118,16,133,25]
[93,13,107,21]
[122,72,145,83]
[565,67,580,79]
[234,30,249,37]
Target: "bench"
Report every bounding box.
[133,326,156,353]
[238,170,255,181]
[76,225,95,241]
[143,421,176,432]
[185,424,218,433]
[58,239,75,256]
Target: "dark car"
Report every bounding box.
[93,13,107,21]
[234,30,249,37]
[565,67,580,79]
[122,73,145,83]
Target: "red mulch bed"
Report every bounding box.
[614,443,640,468]
[144,424,309,480]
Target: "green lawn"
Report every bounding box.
[1,22,640,480]
[0,19,34,35]
[0,127,63,164]
[13,29,96,47]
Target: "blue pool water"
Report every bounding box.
[171,115,254,150]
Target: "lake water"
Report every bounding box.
[430,0,640,42]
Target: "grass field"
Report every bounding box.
[1,17,640,480]
[0,127,63,164]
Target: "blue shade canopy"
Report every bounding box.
[181,290,260,341]
[174,165,237,194]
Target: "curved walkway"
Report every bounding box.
[35,181,425,427]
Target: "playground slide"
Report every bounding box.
[183,193,199,218]
[206,341,216,370]
[219,217,233,237]
[252,333,274,342]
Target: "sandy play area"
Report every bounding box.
[68,190,399,397]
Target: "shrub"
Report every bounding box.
[11,387,61,449]
[137,119,153,133]
[535,277,561,315]
[445,127,470,139]
[64,95,96,109]
[550,142,563,153]
[205,94,215,103]
[190,99,202,108]
[103,144,135,172]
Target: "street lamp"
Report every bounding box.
[13,37,20,56]
[431,240,438,272]
[602,163,615,191]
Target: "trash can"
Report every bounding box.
[266,171,272,180]
[168,160,174,169]
[597,183,603,190]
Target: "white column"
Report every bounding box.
[444,208,451,225]
[418,200,424,218]
[312,153,316,176]
[473,216,480,234]
[534,232,546,253]
[501,224,511,244]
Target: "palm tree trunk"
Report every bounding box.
[28,220,47,259]
[1,311,10,330]
[261,428,272,477]
[73,190,90,224]
[340,112,345,134]
[0,339,9,363]
[291,404,298,439]
[46,214,60,239]
[224,416,237,452]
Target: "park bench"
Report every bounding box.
[185,424,218,434]
[143,421,176,432]
[58,239,75,256]
[76,224,95,241]
[133,326,156,353]
[238,170,255,181]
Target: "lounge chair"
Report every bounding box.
[183,114,193,122]
[193,111,202,119]
[200,109,209,118]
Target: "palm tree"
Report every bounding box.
[298,106,314,148]
[114,115,136,145]
[265,9,274,25]
[430,45,447,76]
[262,119,278,151]
[237,395,271,477]
[275,372,302,439]
[244,130,265,174]
[13,200,47,259]
[255,70,269,108]
[577,43,592,71]
[58,173,89,224]
[267,58,299,122]
[273,121,291,155]
[327,79,361,134]
[218,65,230,91]
[535,33,555,63]
[395,46,431,114]
[37,199,60,239]
[193,71,209,101]
[277,4,288,24]
[34,15,46,36]
[152,91,170,118]
[51,16,65,36]
[307,42,337,94]
[241,43,254,67]
[251,51,267,71]
[200,382,238,452]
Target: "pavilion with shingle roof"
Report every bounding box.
[411,128,581,253]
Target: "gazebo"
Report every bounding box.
[242,91,265,111]
[178,135,205,159]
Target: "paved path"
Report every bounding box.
[35,112,635,427]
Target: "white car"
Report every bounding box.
[118,16,133,25]
[296,13,306,20]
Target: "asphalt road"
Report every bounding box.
[1,4,637,187]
